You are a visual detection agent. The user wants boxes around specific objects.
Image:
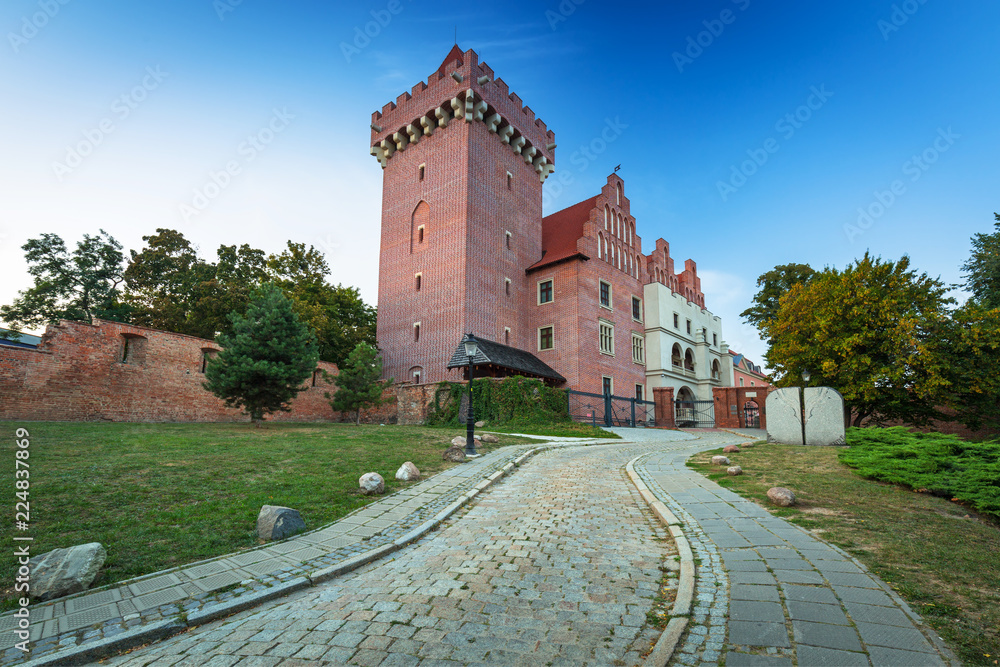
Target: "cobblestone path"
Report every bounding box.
[104,444,674,666]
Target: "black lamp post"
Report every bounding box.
[800,369,811,446]
[464,335,480,458]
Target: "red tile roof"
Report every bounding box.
[527,196,597,272]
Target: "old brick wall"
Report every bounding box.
[713,386,772,429]
[0,319,340,423]
[653,386,675,429]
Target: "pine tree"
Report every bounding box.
[204,283,319,426]
[326,343,391,425]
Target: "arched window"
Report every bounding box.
[603,236,609,261]
[604,205,610,230]
[684,348,695,372]
[597,232,604,259]
[671,343,683,370]
[411,201,430,250]
[712,359,721,381]
[617,182,622,204]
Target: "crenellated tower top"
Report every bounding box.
[369,47,556,182]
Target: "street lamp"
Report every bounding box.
[464,335,480,458]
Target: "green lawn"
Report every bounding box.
[687,438,1000,666]
[0,422,532,605]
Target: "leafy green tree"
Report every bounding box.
[925,304,1000,431]
[763,253,952,426]
[326,343,391,425]
[741,263,816,332]
[961,213,1000,309]
[0,230,128,331]
[123,229,218,338]
[204,284,319,426]
[266,241,377,364]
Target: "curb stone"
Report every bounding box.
[625,455,695,667]
[14,443,593,667]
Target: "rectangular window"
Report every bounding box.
[713,333,718,347]
[686,319,692,335]
[505,231,512,249]
[504,327,510,345]
[538,326,554,350]
[538,279,553,304]
[505,278,511,296]
[415,273,422,291]
[673,313,679,329]
[631,333,645,364]
[507,171,513,190]
[599,321,614,355]
[414,323,420,342]
[635,384,644,401]
[600,281,612,309]
[632,296,642,321]
[417,225,425,243]
[418,163,426,181]
[603,376,613,396]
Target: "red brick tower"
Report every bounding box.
[371,47,556,384]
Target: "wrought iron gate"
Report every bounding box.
[743,400,761,428]
[567,389,655,428]
[675,399,715,428]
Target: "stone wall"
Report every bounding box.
[713,386,773,430]
[0,319,341,423]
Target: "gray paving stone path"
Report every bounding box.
[4,428,958,666]
[0,437,610,666]
[629,429,957,667]
[99,442,679,666]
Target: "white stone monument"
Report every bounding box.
[804,387,847,446]
[765,388,803,445]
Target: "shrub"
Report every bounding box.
[426,376,570,427]
[840,427,1000,518]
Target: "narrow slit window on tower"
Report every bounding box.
[504,328,510,345]
[415,273,422,291]
[419,163,426,181]
[506,171,512,190]
[505,231,512,249]
[505,278,511,296]
[417,225,425,243]
[414,322,421,342]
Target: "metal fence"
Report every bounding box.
[567,389,656,428]
[675,399,715,428]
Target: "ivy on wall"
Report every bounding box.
[426,376,570,427]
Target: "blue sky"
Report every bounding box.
[2,0,998,368]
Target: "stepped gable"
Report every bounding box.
[527,196,597,272]
[370,47,555,170]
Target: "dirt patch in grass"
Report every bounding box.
[688,442,1000,666]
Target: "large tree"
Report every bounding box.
[266,241,377,365]
[961,212,1000,309]
[762,253,953,426]
[0,230,128,332]
[203,283,319,426]
[925,304,1000,431]
[741,263,816,332]
[327,342,391,425]
[123,229,218,338]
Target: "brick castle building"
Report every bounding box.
[373,46,734,401]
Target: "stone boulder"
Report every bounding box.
[741,442,755,448]
[767,487,796,507]
[29,543,106,601]
[395,461,421,482]
[711,455,730,465]
[257,505,306,541]
[475,421,486,428]
[451,436,465,447]
[723,445,741,454]
[443,445,466,462]
[481,433,499,444]
[727,466,743,476]
[359,472,385,495]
